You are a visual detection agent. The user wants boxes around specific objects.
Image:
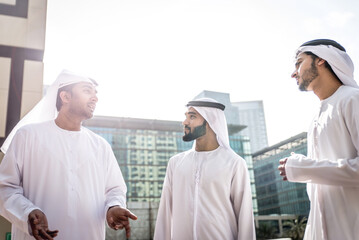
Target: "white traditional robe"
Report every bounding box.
[0,120,127,240]
[154,146,255,240]
[286,85,359,240]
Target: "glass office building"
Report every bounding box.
[84,116,257,214]
[252,132,309,216]
[232,100,268,153]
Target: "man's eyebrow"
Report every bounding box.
[295,58,303,67]
[187,111,197,115]
[82,84,98,93]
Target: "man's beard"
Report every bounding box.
[182,120,207,142]
[299,60,318,91]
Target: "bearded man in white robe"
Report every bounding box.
[278,39,359,240]
[154,98,255,240]
[0,70,137,240]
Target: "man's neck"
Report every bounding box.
[313,79,342,100]
[195,136,219,152]
[55,112,83,131]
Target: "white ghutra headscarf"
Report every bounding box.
[186,98,231,150]
[296,39,358,88]
[1,70,97,154]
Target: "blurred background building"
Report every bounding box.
[233,100,268,153]
[253,132,309,216]
[194,91,269,153]
[83,114,256,239]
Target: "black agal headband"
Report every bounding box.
[186,101,225,111]
[300,39,346,52]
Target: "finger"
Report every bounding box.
[33,235,43,240]
[126,210,138,220]
[114,223,124,230]
[39,229,54,240]
[113,215,131,221]
[115,220,129,227]
[32,230,42,240]
[47,230,59,238]
[30,216,40,225]
[107,216,114,227]
[124,223,131,238]
[279,158,287,164]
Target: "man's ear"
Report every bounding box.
[59,91,71,104]
[317,58,326,66]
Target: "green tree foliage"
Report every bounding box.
[256,222,277,240]
[283,216,307,240]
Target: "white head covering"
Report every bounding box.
[1,70,96,154]
[296,41,358,88]
[187,97,230,150]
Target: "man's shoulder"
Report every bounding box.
[218,147,247,165]
[339,85,359,96]
[336,86,359,105]
[17,120,53,134]
[170,149,193,161]
[82,127,110,146]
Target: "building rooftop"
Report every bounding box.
[84,115,247,135]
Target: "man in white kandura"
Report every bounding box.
[278,39,359,240]
[154,98,255,240]
[0,70,137,240]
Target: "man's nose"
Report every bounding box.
[291,70,297,79]
[92,94,98,103]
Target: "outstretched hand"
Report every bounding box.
[106,206,138,238]
[28,209,58,240]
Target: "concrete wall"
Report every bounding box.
[0,0,46,147]
[0,0,47,237]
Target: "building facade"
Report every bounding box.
[193,91,269,153]
[252,132,309,216]
[232,100,269,153]
[83,115,258,213]
[0,0,48,236]
[193,90,240,125]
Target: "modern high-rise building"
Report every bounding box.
[193,91,269,153]
[83,115,258,214]
[252,132,309,216]
[232,100,268,153]
[193,90,240,125]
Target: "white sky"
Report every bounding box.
[44,0,359,146]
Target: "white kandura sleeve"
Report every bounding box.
[0,130,40,235]
[153,158,174,240]
[104,143,127,212]
[285,154,359,186]
[286,95,359,187]
[231,158,255,240]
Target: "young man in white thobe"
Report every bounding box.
[154,98,255,240]
[278,39,359,240]
[0,70,137,240]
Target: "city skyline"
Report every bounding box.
[44,0,359,146]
